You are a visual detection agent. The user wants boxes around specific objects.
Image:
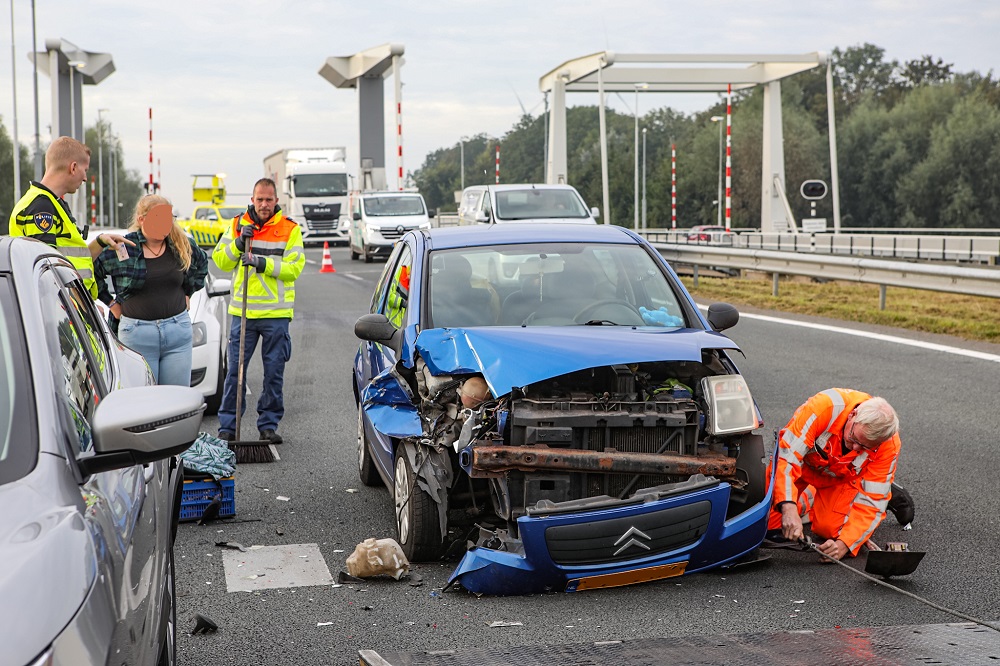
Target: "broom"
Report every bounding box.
[229,236,279,464]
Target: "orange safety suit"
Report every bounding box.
[768,388,901,556]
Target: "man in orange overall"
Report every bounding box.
[765,388,906,561]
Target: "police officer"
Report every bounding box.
[8,137,131,297]
[213,178,305,444]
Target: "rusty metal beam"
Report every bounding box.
[471,446,735,477]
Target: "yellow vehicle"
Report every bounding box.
[176,174,246,247]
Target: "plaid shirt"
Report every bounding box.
[94,229,208,305]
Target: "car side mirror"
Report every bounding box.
[428,209,436,218]
[590,207,600,219]
[475,211,491,224]
[355,313,401,352]
[707,302,739,332]
[353,211,362,221]
[207,278,232,297]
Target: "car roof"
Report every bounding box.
[361,191,424,198]
[466,183,579,192]
[422,223,641,250]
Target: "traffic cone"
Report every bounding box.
[319,241,336,273]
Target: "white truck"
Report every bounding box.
[263,148,351,245]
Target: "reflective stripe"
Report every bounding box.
[863,480,892,496]
[820,388,848,421]
[60,246,91,259]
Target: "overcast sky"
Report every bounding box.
[2,0,997,217]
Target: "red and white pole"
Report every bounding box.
[725,84,732,231]
[670,143,677,229]
[157,158,161,194]
[396,101,403,190]
[495,144,500,184]
[147,107,154,195]
[90,176,96,226]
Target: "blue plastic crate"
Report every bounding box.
[179,477,235,522]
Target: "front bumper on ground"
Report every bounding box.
[448,476,773,596]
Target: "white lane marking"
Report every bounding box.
[342,273,364,281]
[697,304,1000,364]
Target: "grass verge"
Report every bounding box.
[679,276,1000,345]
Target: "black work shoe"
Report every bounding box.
[259,429,283,445]
[218,431,234,442]
[888,482,915,526]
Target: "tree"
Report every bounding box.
[833,43,899,108]
[0,116,33,223]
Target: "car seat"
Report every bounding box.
[430,255,494,328]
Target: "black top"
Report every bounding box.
[120,251,187,321]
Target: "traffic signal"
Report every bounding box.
[800,180,828,200]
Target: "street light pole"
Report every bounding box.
[633,83,648,231]
[9,0,21,201]
[642,128,647,231]
[97,109,108,226]
[710,116,724,227]
[30,0,41,179]
[460,136,467,191]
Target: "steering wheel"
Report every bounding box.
[573,300,644,325]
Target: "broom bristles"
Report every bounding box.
[231,441,279,464]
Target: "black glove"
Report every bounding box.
[242,252,266,273]
[234,224,255,252]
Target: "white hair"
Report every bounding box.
[854,396,899,442]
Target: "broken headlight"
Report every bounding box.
[700,374,758,435]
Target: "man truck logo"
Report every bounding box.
[313,207,331,214]
[613,526,652,556]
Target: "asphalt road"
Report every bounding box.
[176,244,1000,665]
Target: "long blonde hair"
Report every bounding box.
[128,194,193,271]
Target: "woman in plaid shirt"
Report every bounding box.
[95,194,208,386]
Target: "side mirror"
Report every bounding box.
[590,207,600,219]
[474,211,491,224]
[353,211,362,221]
[428,209,437,218]
[707,302,739,332]
[207,277,232,297]
[355,313,400,350]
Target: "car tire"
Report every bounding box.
[203,350,225,416]
[357,404,381,487]
[364,243,373,263]
[156,550,176,666]
[350,245,359,261]
[393,446,442,561]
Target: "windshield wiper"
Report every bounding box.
[581,319,619,326]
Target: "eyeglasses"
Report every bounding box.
[845,420,880,453]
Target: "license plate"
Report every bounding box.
[569,561,688,591]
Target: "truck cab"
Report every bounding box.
[264,148,352,246]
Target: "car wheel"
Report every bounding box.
[357,404,381,487]
[364,243,374,263]
[203,350,225,416]
[156,550,176,666]
[350,245,359,261]
[393,446,442,561]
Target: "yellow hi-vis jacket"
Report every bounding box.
[8,182,97,298]
[213,210,305,319]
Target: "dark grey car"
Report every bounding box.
[0,237,205,666]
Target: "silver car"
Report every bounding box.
[0,237,205,666]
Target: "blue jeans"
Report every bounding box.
[218,317,291,435]
[118,311,193,387]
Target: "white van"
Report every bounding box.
[349,191,433,262]
[457,184,599,226]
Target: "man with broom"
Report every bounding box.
[214,178,305,454]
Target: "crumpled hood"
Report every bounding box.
[415,326,740,397]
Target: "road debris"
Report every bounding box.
[345,537,410,580]
[488,621,523,628]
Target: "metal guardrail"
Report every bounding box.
[649,242,1000,299]
[644,230,1000,265]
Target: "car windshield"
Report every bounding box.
[427,242,689,329]
[291,173,349,197]
[363,196,426,217]
[495,189,589,220]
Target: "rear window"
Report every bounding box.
[495,189,589,221]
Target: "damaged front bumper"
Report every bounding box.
[448,472,774,596]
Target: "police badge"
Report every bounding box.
[33,212,55,233]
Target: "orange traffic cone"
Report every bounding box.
[319,241,336,273]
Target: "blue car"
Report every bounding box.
[353,223,773,595]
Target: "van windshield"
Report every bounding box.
[363,196,426,217]
[495,189,589,220]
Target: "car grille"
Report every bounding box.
[380,226,412,240]
[543,500,711,565]
[584,424,697,497]
[303,203,341,221]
